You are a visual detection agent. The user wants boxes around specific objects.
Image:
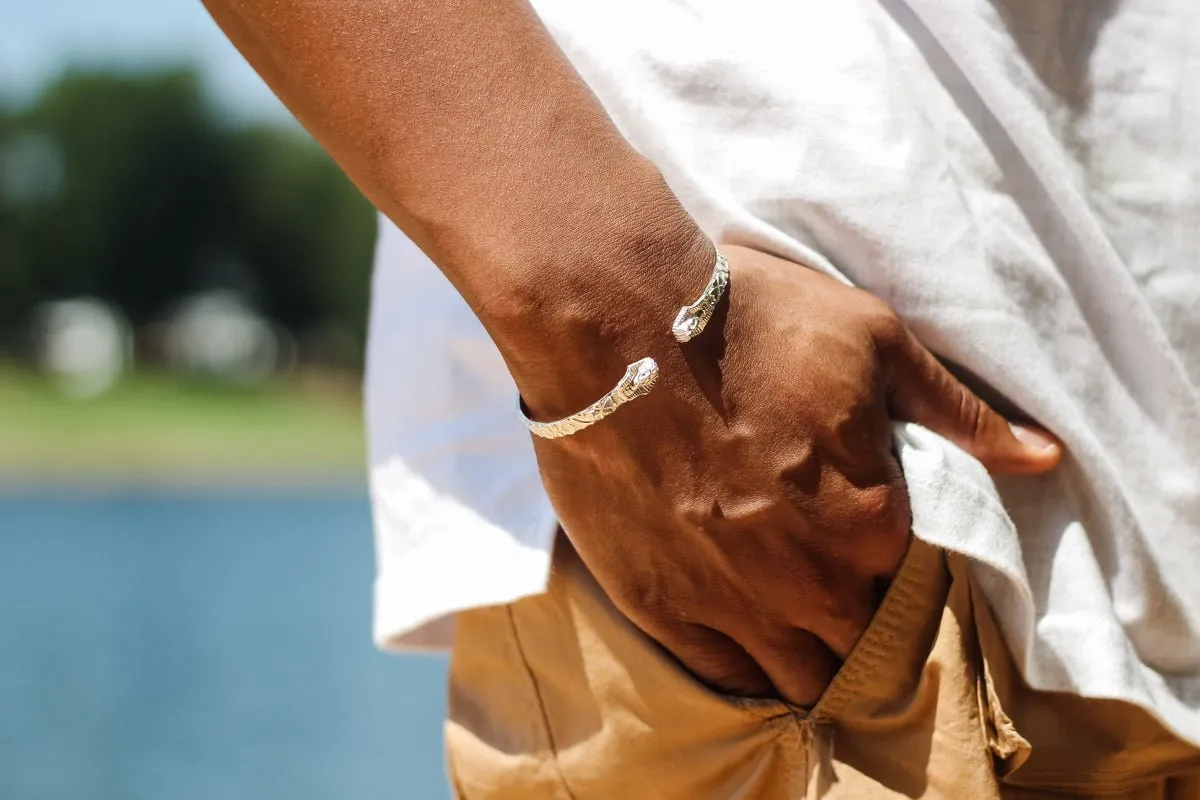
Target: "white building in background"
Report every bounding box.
[34,298,131,398]
[163,290,288,383]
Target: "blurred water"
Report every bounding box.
[0,491,450,800]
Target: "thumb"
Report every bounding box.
[881,325,1062,475]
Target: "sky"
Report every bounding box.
[2,0,290,122]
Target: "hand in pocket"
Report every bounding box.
[529,244,1062,705]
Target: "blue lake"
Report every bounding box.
[0,491,450,799]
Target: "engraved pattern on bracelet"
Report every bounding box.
[671,249,730,343]
[523,357,660,439]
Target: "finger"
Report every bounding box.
[881,326,1062,475]
[786,464,911,579]
[739,626,840,707]
[656,622,777,699]
[802,559,891,659]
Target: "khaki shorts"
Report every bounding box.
[447,536,1200,798]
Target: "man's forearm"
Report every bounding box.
[202,0,713,413]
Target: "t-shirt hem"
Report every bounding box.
[373,542,552,652]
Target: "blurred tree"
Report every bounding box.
[0,70,227,329]
[0,67,376,365]
[226,125,375,363]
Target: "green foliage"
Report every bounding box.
[226,125,376,360]
[0,67,376,363]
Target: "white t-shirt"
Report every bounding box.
[366,0,1200,743]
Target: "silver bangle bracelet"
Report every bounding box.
[522,248,729,440]
[672,249,730,343]
[522,357,660,439]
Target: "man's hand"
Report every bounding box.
[525,244,1061,706]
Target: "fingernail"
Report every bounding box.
[1010,422,1061,454]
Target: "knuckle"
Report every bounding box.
[860,296,905,348]
[957,387,990,441]
[847,483,912,576]
[856,483,912,536]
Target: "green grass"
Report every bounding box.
[0,366,366,485]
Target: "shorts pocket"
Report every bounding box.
[805,535,950,726]
[541,534,793,725]
[498,536,802,798]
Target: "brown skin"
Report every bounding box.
[203,0,1062,704]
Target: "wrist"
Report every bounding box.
[477,172,715,419]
